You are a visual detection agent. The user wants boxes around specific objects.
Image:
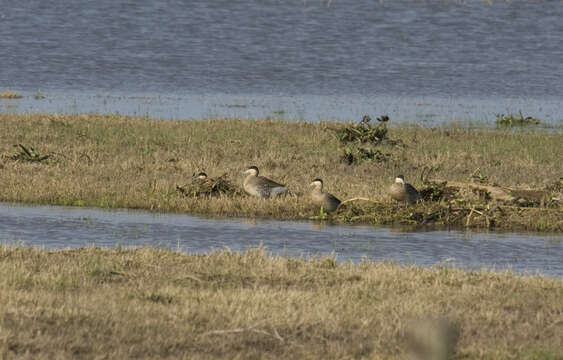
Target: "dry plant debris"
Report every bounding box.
[176,173,238,197]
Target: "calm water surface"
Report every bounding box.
[2,2,562,272]
[1,204,561,277]
[1,1,563,124]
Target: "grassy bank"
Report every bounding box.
[0,113,561,231]
[0,91,23,99]
[0,247,561,359]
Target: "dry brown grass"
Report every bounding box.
[0,247,561,359]
[0,113,561,231]
[0,91,23,99]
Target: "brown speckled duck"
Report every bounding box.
[242,166,288,198]
[389,175,421,206]
[309,178,341,212]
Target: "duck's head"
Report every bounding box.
[193,172,208,181]
[242,166,259,176]
[309,178,323,189]
[395,175,405,184]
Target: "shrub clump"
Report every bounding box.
[0,91,22,99]
[10,144,51,163]
[341,147,391,165]
[336,115,390,144]
[496,112,541,127]
[333,115,403,165]
[176,173,237,198]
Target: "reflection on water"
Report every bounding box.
[1,203,561,277]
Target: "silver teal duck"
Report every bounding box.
[389,175,421,206]
[309,178,341,212]
[193,172,217,186]
[242,166,288,198]
[193,172,210,182]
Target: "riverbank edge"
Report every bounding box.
[0,113,561,233]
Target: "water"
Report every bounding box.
[2,1,563,124]
[1,204,561,277]
[3,91,563,125]
[2,2,562,276]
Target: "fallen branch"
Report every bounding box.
[201,326,284,343]
[175,274,203,283]
[466,206,475,227]
[428,179,552,204]
[337,197,376,209]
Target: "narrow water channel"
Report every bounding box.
[0,203,561,277]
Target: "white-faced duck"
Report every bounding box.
[193,172,210,182]
[309,178,341,212]
[241,166,288,198]
[389,175,421,206]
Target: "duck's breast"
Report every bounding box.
[389,183,407,202]
[244,176,266,197]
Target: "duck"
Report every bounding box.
[309,178,341,212]
[389,175,421,206]
[241,166,288,198]
[193,172,210,182]
[192,172,217,187]
[176,172,214,197]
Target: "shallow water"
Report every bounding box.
[1,203,561,277]
[3,91,563,126]
[2,1,563,124]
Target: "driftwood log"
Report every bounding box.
[427,179,555,205]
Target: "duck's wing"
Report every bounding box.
[326,192,341,205]
[258,176,288,196]
[244,175,287,197]
[258,176,285,188]
[323,193,341,211]
[405,183,421,201]
[269,186,289,196]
